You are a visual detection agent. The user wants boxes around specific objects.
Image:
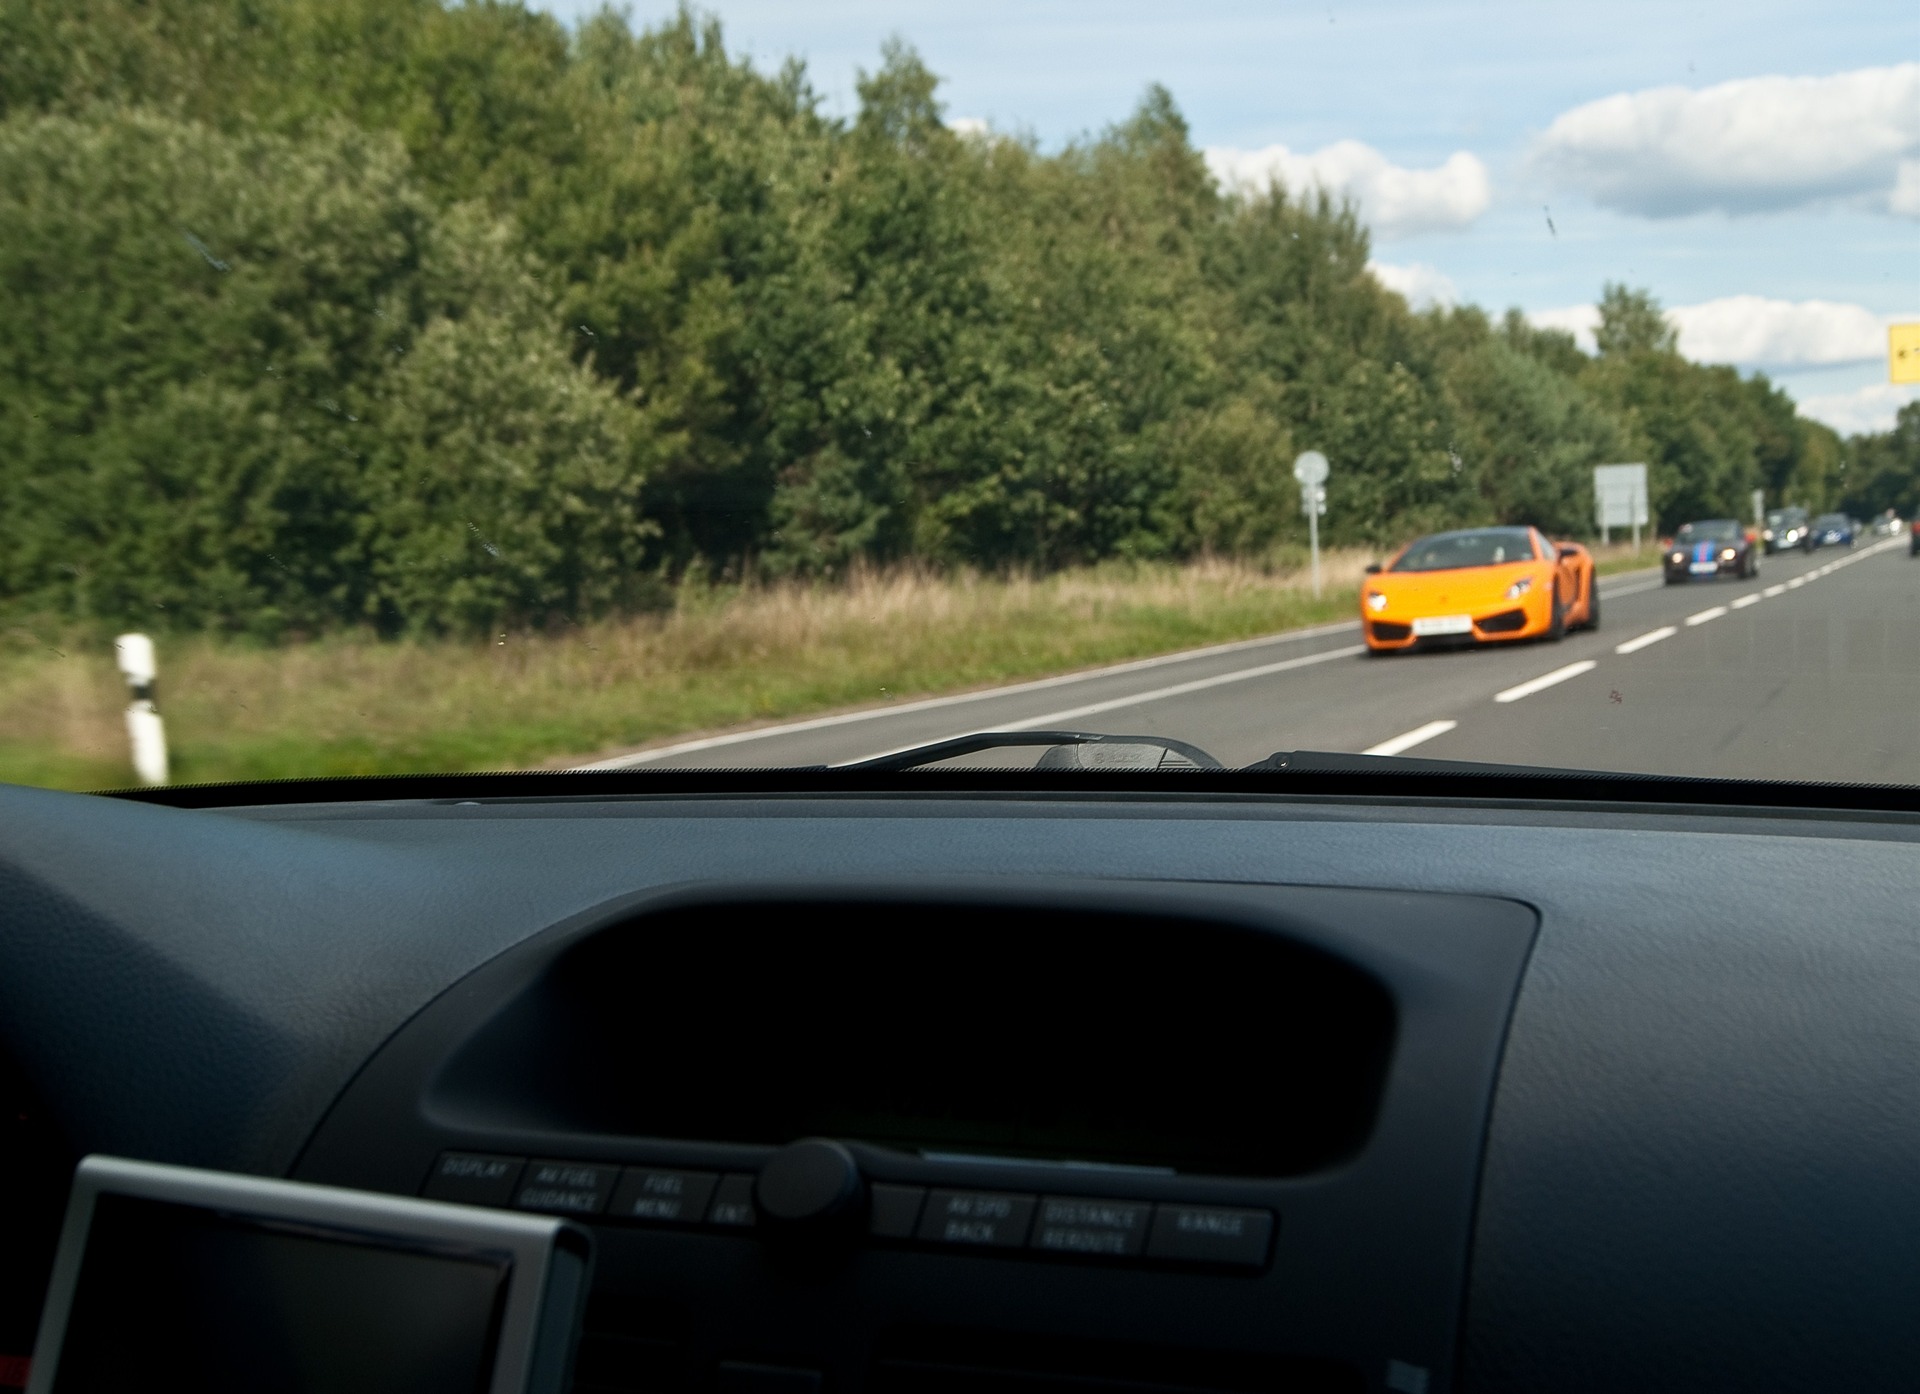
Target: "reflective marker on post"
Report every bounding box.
[113,633,169,786]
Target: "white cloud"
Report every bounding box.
[1668,296,1898,367]
[1796,382,1920,436]
[1528,296,1910,368]
[1367,261,1459,309]
[1533,64,1920,218]
[1205,141,1491,239]
[1528,304,1600,354]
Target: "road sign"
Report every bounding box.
[1594,463,1648,548]
[1892,324,1920,385]
[1293,452,1329,597]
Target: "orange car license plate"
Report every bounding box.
[1411,615,1473,636]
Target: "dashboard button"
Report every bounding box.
[422,1152,524,1207]
[916,1190,1036,1248]
[514,1159,616,1215]
[707,1173,758,1228]
[869,1183,927,1239]
[609,1167,719,1224]
[1031,1196,1151,1257]
[1145,1204,1274,1267]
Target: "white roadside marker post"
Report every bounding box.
[113,633,170,786]
[1294,451,1330,599]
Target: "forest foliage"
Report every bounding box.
[0,0,1904,638]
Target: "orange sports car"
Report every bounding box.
[1361,525,1598,653]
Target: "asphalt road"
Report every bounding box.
[582,535,1920,783]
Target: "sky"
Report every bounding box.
[542,1,1920,433]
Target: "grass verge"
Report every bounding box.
[1,554,1373,790]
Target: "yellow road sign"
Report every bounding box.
[1893,323,1920,385]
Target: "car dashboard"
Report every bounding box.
[2,773,1918,1392]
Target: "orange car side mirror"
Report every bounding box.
[1364,562,1382,574]
[1556,545,1579,559]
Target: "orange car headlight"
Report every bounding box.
[1365,589,1388,611]
[1504,576,1533,600]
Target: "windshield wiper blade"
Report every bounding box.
[837,730,1225,772]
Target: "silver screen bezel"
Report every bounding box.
[26,1155,586,1394]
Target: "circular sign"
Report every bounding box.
[1292,450,1329,486]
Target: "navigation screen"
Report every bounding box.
[52,1193,508,1394]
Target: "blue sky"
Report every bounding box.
[542,2,1919,432]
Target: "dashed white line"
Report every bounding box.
[1731,593,1761,609]
[1363,719,1459,757]
[1787,576,1806,588]
[1685,605,1729,626]
[1763,584,1786,597]
[1495,660,1597,704]
[1615,625,1677,655]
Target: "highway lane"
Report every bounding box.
[582,537,1919,782]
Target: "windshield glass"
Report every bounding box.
[1389,530,1539,572]
[1675,521,1744,543]
[1,1,1913,789]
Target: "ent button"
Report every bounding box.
[1145,1204,1274,1268]
[916,1190,1036,1248]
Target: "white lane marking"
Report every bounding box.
[1732,593,1761,609]
[574,619,1364,768]
[1615,625,1677,654]
[1763,584,1786,597]
[1685,605,1729,626]
[1787,576,1805,588]
[1363,719,1458,757]
[1494,660,1597,704]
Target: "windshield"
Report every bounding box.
[1675,521,1744,543]
[1389,530,1539,573]
[2,1,1915,789]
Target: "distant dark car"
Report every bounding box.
[1762,506,1812,553]
[1810,513,1854,549]
[1664,518,1759,583]
[1911,518,1919,555]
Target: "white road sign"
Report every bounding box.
[1293,450,1329,487]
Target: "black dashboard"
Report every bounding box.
[3,773,1919,1392]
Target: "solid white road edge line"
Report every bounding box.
[1685,605,1729,626]
[1615,626,1677,655]
[574,619,1366,768]
[1494,660,1597,704]
[845,644,1370,762]
[1362,719,1459,757]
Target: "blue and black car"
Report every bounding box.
[1762,506,1813,553]
[1810,513,1855,549]
[1664,518,1759,584]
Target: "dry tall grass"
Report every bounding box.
[1,552,1378,788]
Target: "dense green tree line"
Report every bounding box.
[0,0,1886,636]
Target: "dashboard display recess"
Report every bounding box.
[429,901,1397,1177]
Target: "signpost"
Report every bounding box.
[1293,451,1329,597]
[1593,463,1648,549]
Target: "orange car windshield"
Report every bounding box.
[1389,529,1538,573]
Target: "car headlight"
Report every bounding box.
[1365,590,1388,611]
[1670,551,1685,564]
[1720,548,1737,561]
[1504,576,1533,599]
[1762,529,1774,540]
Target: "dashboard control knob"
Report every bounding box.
[755,1138,865,1234]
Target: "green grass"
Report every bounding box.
[1,555,1373,790]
